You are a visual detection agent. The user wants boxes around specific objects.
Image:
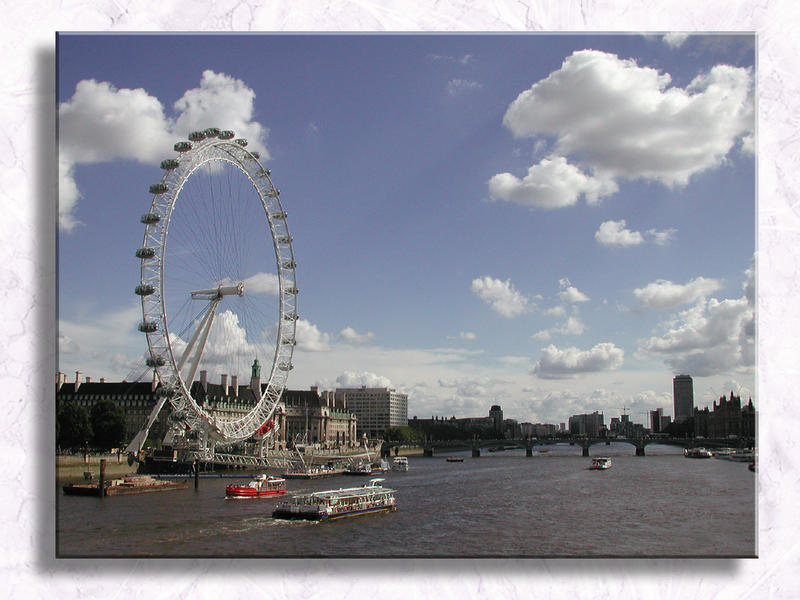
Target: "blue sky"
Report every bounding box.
[57,33,755,426]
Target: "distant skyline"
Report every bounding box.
[57,33,755,424]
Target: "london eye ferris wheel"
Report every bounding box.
[130,128,297,455]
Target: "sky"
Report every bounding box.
[56,33,755,427]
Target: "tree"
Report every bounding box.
[56,401,92,451]
[89,400,126,451]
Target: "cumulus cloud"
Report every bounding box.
[58,70,268,231]
[557,278,590,304]
[339,326,375,344]
[595,220,676,247]
[336,371,393,388]
[595,220,644,246]
[637,265,755,376]
[471,276,530,318]
[295,319,331,352]
[491,50,753,209]
[532,343,625,379]
[634,277,722,309]
[460,331,477,340]
[488,155,618,209]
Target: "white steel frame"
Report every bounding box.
[135,130,297,451]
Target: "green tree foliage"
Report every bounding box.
[89,400,126,451]
[56,401,92,451]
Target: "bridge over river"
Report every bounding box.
[418,436,753,457]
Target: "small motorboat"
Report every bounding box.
[445,456,464,463]
[391,456,409,471]
[589,457,611,470]
[225,474,286,498]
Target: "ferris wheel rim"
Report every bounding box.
[136,129,297,444]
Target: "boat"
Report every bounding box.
[727,449,755,462]
[272,478,396,521]
[225,474,286,498]
[284,462,345,479]
[589,457,612,470]
[62,474,189,497]
[345,458,389,476]
[446,456,463,462]
[391,456,409,472]
[685,447,714,458]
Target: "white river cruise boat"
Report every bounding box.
[272,478,396,521]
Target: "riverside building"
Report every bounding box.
[334,386,408,438]
[673,374,695,423]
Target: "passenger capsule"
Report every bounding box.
[276,235,292,244]
[234,138,248,147]
[281,338,297,346]
[138,321,158,333]
[135,247,156,259]
[135,284,155,296]
[145,356,165,367]
[203,127,220,138]
[266,188,280,198]
[219,130,235,140]
[250,151,260,159]
[278,362,293,371]
[188,131,206,142]
[149,182,168,194]
[174,141,192,152]
[160,159,179,170]
[284,286,298,295]
[281,260,296,269]
[284,312,299,321]
[270,211,287,220]
[140,213,161,224]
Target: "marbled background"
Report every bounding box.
[2,1,798,598]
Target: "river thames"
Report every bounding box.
[56,443,756,558]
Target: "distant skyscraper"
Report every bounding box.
[673,374,694,423]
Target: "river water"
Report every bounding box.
[56,443,756,558]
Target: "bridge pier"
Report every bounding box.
[525,438,533,457]
[472,447,481,457]
[635,446,645,456]
[423,439,434,457]
[582,446,589,457]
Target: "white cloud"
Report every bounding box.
[532,343,625,379]
[663,33,689,48]
[336,371,393,388]
[471,276,530,318]
[595,220,644,246]
[58,71,268,231]
[339,326,375,344]
[596,220,677,247]
[634,277,722,309]
[488,155,618,209]
[492,50,753,208]
[533,315,585,341]
[557,278,590,303]
[646,227,677,246]
[294,319,331,352]
[637,264,755,377]
[447,79,483,96]
[460,332,477,340]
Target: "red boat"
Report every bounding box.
[225,474,286,498]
